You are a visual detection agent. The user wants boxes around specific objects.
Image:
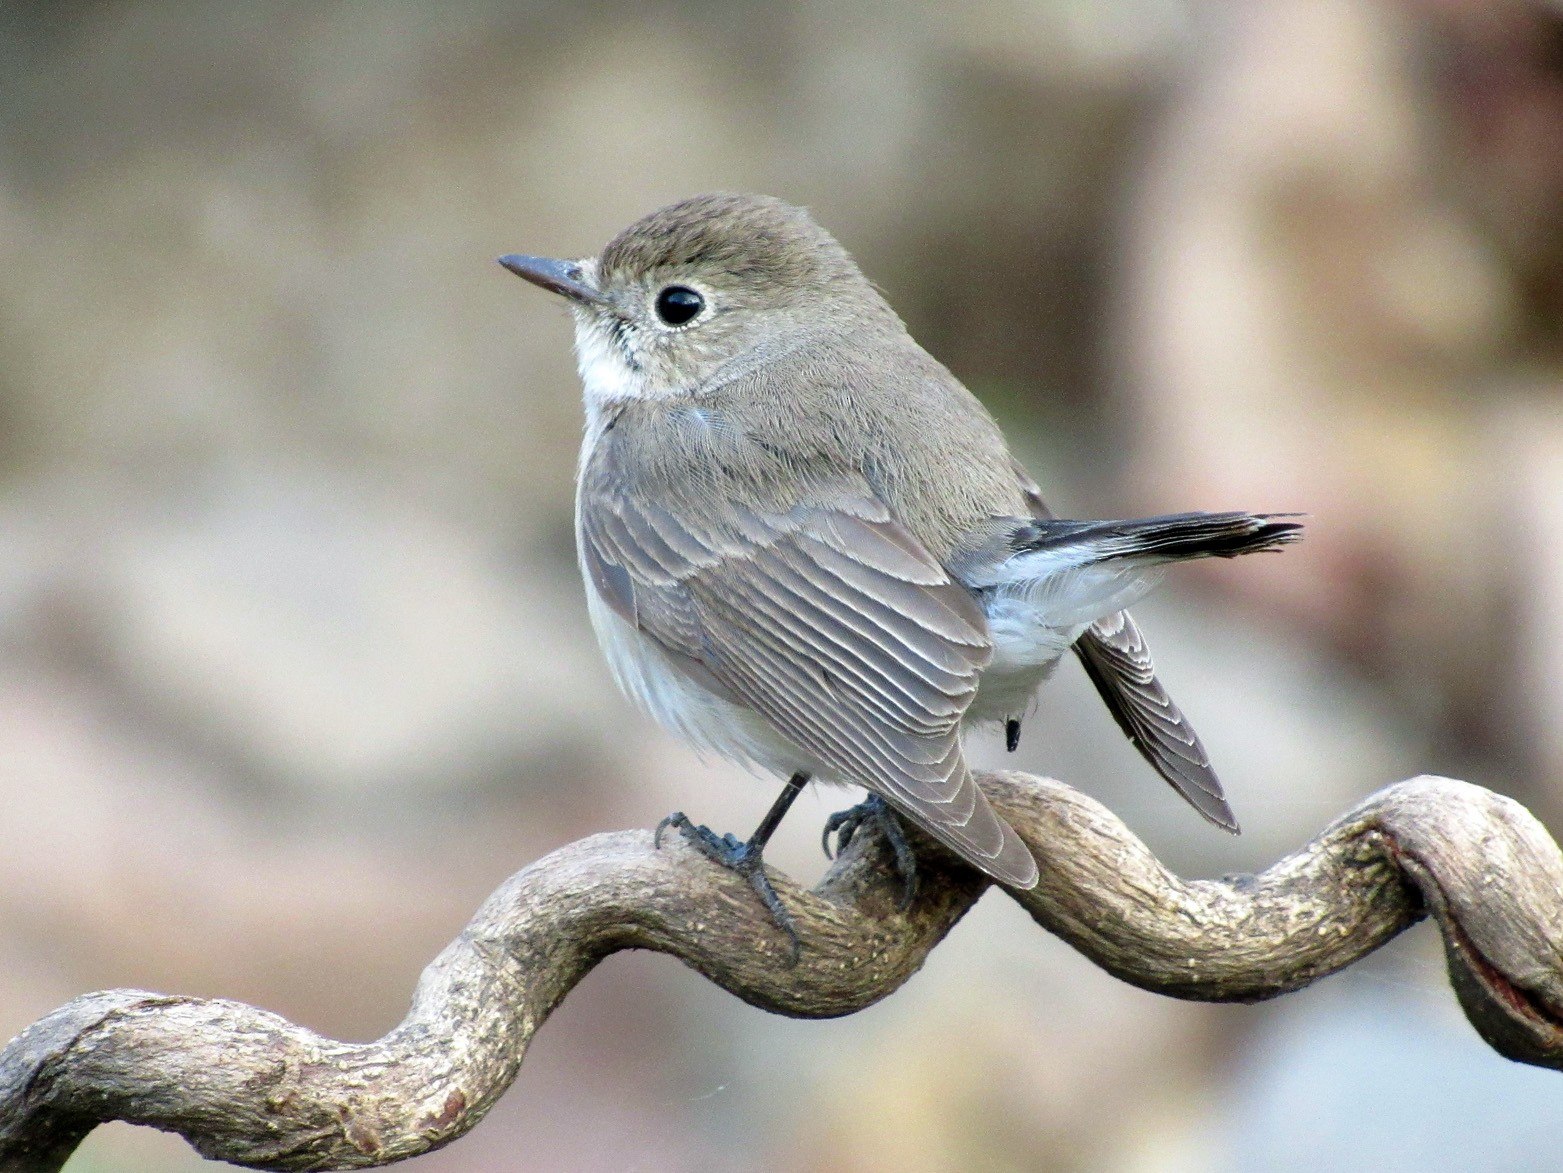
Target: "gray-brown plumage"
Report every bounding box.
[499,193,1300,945]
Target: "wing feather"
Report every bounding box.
[1074,612,1238,831]
[580,470,1037,888]
[726,562,959,734]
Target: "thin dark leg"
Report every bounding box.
[655,773,810,963]
[821,793,919,910]
[749,772,807,849]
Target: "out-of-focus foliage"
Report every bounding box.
[0,2,1560,1170]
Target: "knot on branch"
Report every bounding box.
[0,772,1559,1171]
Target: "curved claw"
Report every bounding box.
[654,811,690,850]
[821,805,865,859]
[654,810,802,964]
[821,795,920,910]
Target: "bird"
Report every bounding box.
[499,193,1300,956]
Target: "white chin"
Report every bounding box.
[574,317,648,405]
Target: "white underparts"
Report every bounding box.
[964,555,1167,723]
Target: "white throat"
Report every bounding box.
[574,315,650,413]
[569,256,657,423]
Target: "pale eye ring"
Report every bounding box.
[654,285,704,326]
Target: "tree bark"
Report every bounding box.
[0,771,1559,1171]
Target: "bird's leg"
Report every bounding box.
[655,773,808,962]
[821,793,919,910]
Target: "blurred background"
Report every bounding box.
[1,0,1561,1169]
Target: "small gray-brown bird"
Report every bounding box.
[500,193,1299,953]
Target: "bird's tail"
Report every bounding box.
[1010,512,1303,567]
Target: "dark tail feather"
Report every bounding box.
[1014,512,1303,565]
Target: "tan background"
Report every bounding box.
[2,1,1562,1169]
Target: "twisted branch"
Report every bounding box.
[1,771,1560,1171]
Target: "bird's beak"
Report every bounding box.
[497,254,610,308]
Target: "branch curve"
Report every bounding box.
[0,772,1559,1171]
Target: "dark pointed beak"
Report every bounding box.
[497,254,609,307]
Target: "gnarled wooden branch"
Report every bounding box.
[1,772,1560,1171]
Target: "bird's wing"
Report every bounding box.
[1006,458,1238,831]
[1073,611,1237,831]
[580,477,1038,888]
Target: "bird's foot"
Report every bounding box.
[821,794,919,910]
[655,811,802,963]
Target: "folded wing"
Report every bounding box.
[1074,611,1237,831]
[580,477,1039,889]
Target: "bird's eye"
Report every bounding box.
[654,285,705,326]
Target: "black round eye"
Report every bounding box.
[654,285,704,326]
